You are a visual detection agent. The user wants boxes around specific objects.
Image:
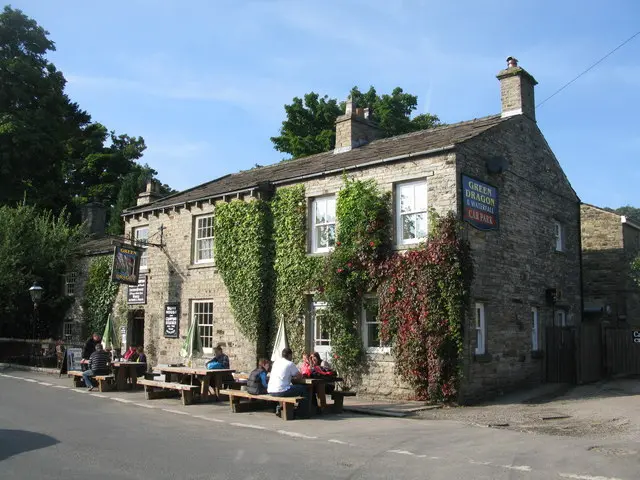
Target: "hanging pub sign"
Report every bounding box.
[111,244,142,285]
[164,303,180,339]
[462,174,499,231]
[127,274,147,305]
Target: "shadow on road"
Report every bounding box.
[0,429,59,461]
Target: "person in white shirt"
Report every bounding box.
[267,347,309,418]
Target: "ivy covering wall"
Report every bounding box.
[214,199,274,354]
[83,255,119,337]
[272,185,322,358]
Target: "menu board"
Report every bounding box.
[127,275,147,305]
[164,303,180,338]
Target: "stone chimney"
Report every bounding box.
[334,97,382,154]
[496,56,538,121]
[136,179,162,206]
[81,202,106,235]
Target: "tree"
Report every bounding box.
[0,204,86,338]
[0,6,172,223]
[271,86,441,159]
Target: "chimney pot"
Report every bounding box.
[137,179,162,206]
[507,56,518,68]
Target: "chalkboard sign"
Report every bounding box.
[633,331,640,344]
[127,275,147,304]
[164,303,180,338]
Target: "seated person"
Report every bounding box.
[311,352,336,395]
[206,345,230,369]
[246,358,271,394]
[82,343,110,391]
[123,346,138,361]
[299,352,312,377]
[267,347,309,418]
[135,346,147,377]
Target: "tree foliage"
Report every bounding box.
[82,256,119,337]
[0,204,86,338]
[271,86,441,159]
[603,206,640,224]
[0,6,171,228]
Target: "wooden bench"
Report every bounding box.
[68,371,115,392]
[219,389,303,421]
[330,391,357,413]
[137,378,199,405]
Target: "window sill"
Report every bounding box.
[188,263,217,271]
[531,350,543,359]
[365,348,391,355]
[307,252,330,257]
[393,242,426,252]
[474,352,492,363]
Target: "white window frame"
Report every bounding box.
[311,196,336,253]
[64,272,77,297]
[531,307,539,351]
[192,300,214,353]
[63,321,74,340]
[553,220,564,252]
[361,296,390,353]
[395,180,428,246]
[194,215,214,264]
[475,303,486,355]
[133,226,149,271]
[311,301,331,362]
[555,309,566,327]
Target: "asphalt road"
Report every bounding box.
[0,371,638,479]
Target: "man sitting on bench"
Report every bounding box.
[82,343,110,392]
[267,348,309,418]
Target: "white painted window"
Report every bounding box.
[311,301,331,362]
[531,307,539,351]
[553,220,564,252]
[133,226,149,270]
[555,309,566,327]
[396,180,428,246]
[475,303,486,355]
[63,321,74,340]
[361,297,389,353]
[64,272,77,296]
[194,215,214,263]
[311,196,336,253]
[192,300,214,353]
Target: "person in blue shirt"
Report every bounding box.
[246,358,271,394]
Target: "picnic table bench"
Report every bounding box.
[329,390,357,413]
[68,370,114,392]
[219,389,303,421]
[137,378,200,405]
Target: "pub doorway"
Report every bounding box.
[130,309,145,349]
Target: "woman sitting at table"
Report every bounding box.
[310,352,336,394]
[135,346,147,377]
[299,353,312,377]
[123,346,138,361]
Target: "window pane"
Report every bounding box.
[315,200,326,224]
[326,224,336,248]
[400,185,414,213]
[414,183,427,211]
[326,198,336,222]
[415,213,427,239]
[402,213,417,240]
[367,323,380,348]
[194,301,214,350]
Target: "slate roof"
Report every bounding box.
[124,114,507,216]
[80,235,119,256]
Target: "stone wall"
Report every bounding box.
[122,201,257,371]
[581,205,640,326]
[457,116,581,403]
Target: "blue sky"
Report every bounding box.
[13,0,640,208]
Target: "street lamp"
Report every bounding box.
[29,282,43,339]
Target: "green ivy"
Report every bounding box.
[214,200,274,353]
[272,186,322,359]
[321,177,393,385]
[83,255,119,337]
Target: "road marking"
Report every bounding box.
[191,415,225,423]
[162,408,190,415]
[111,398,133,403]
[469,460,491,466]
[38,382,53,386]
[134,403,155,409]
[23,378,37,383]
[559,474,623,480]
[230,422,267,430]
[52,385,69,389]
[328,439,352,446]
[90,393,108,398]
[500,465,532,472]
[277,430,317,440]
[387,449,416,456]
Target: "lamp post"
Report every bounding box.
[29,282,43,340]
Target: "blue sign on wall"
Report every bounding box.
[462,175,499,231]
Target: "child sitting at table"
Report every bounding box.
[123,346,138,361]
[299,352,312,377]
[135,346,147,377]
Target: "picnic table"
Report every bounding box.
[293,376,343,414]
[158,366,235,402]
[111,361,146,391]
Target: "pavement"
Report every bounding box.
[1,368,639,479]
